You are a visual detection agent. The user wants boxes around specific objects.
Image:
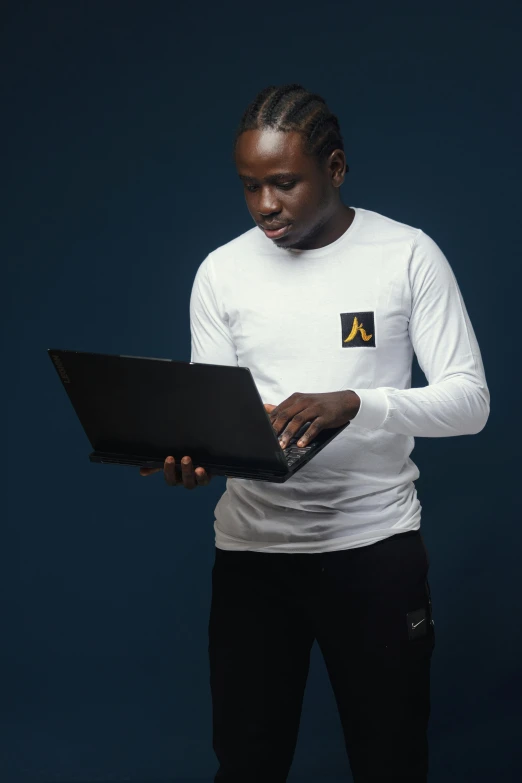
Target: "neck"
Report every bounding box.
[326,203,355,244]
[293,203,355,250]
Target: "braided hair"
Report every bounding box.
[233,84,347,170]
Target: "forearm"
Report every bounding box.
[349,372,490,437]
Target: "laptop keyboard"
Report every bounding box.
[283,444,313,467]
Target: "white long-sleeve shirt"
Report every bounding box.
[189,206,490,553]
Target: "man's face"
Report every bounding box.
[235,129,342,250]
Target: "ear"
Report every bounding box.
[328,149,348,187]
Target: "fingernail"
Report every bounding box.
[182,457,190,465]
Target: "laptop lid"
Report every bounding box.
[48,348,291,474]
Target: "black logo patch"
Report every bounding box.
[341,312,376,347]
[406,608,428,640]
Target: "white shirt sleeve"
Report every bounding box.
[350,230,490,437]
[190,254,238,367]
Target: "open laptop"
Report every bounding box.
[48,349,351,483]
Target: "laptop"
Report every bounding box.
[48,349,351,483]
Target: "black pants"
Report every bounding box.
[209,529,435,783]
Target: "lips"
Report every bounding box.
[260,223,292,239]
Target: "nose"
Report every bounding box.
[259,210,282,221]
[257,188,282,217]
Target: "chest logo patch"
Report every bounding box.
[341,312,376,347]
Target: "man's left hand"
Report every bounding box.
[265,391,361,449]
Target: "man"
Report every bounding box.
[141,84,490,782]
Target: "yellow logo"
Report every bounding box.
[344,316,373,343]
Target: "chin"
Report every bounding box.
[274,233,298,248]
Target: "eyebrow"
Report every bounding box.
[238,171,300,183]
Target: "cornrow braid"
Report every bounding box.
[261,84,304,126]
[234,84,346,167]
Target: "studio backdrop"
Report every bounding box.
[3,1,521,781]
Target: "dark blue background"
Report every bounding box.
[3,1,521,781]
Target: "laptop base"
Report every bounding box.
[89,451,289,482]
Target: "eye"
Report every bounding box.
[244,182,296,193]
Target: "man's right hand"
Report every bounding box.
[140,456,212,489]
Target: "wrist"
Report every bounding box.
[345,390,361,419]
